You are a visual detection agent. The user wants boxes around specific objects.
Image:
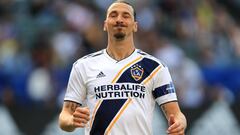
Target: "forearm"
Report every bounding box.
[59,110,75,132]
[163,106,186,123]
[161,101,187,134]
[170,111,187,127]
[161,102,183,119]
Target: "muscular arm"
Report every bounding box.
[59,101,80,132]
[161,101,187,135]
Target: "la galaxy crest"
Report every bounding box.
[130,64,144,81]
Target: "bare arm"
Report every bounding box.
[59,101,90,132]
[161,101,187,135]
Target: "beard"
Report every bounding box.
[114,32,126,40]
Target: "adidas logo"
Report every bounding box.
[96,71,106,78]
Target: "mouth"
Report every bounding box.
[114,26,126,31]
[114,24,126,28]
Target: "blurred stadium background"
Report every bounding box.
[0,0,240,135]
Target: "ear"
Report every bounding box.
[103,20,107,31]
[133,22,138,32]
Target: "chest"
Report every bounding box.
[83,62,154,99]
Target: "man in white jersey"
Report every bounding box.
[59,0,187,135]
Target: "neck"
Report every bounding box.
[107,37,135,61]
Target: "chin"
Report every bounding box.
[114,33,126,40]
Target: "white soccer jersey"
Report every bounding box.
[64,49,177,135]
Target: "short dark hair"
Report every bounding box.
[112,0,136,21]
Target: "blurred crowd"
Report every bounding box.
[0,0,240,134]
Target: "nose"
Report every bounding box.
[116,15,123,23]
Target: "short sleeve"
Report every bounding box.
[64,63,86,104]
[152,66,177,105]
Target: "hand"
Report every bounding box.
[167,114,186,135]
[72,107,90,128]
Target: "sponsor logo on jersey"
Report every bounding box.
[130,64,144,81]
[94,83,146,99]
[96,71,106,78]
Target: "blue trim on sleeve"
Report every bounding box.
[152,82,175,99]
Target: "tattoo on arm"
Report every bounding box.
[64,101,81,113]
[161,104,169,118]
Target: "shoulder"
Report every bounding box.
[76,49,104,63]
[81,49,105,60]
[73,49,104,67]
[136,49,167,67]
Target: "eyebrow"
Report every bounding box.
[108,10,132,17]
[109,10,117,15]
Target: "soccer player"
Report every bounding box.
[59,0,187,135]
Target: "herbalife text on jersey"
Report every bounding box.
[94,83,146,99]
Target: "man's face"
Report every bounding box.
[104,2,137,41]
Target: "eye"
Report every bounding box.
[123,13,131,19]
[123,15,130,18]
[110,14,117,17]
[109,12,117,18]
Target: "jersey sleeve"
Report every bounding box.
[152,66,177,105]
[64,62,86,105]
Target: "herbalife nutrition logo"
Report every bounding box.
[96,71,106,78]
